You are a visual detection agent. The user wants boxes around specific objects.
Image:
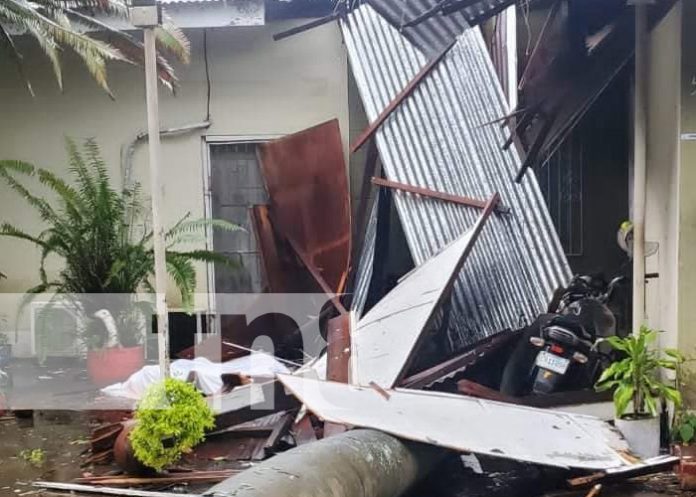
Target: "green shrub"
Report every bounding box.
[129,378,215,471]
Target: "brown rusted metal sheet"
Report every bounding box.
[258,119,351,295]
[326,313,351,384]
[250,205,317,294]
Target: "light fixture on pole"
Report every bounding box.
[130,0,170,377]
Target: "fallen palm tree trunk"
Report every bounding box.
[205,429,444,497]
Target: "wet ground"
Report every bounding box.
[0,411,690,497]
[0,361,689,497]
[0,411,92,496]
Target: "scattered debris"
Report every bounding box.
[73,469,242,487]
[351,196,498,388]
[278,374,632,470]
[33,481,202,497]
[566,455,679,488]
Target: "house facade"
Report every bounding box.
[0,1,353,356]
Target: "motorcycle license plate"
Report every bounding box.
[535,351,570,375]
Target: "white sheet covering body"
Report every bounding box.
[101,355,290,399]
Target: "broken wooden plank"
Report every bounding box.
[278,375,633,470]
[210,379,298,430]
[33,481,202,497]
[456,379,519,403]
[73,470,241,487]
[264,412,294,454]
[566,455,679,488]
[371,177,510,214]
[351,195,499,388]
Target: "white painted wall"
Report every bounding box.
[644,2,681,351]
[0,21,349,355]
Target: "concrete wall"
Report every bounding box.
[678,1,696,361]
[645,2,681,353]
[644,2,696,406]
[0,21,349,355]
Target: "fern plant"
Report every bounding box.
[0,138,240,347]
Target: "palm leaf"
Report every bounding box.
[0,23,34,96]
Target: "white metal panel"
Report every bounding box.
[351,205,492,387]
[278,375,633,470]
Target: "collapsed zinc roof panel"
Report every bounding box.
[342,5,571,348]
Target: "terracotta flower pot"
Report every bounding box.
[674,444,696,490]
[87,345,144,387]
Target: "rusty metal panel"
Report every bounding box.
[258,120,351,294]
[279,375,633,470]
[326,313,351,384]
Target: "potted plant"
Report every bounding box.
[0,139,239,386]
[595,326,682,458]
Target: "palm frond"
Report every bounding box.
[0,0,63,88]
[0,0,187,95]
[155,12,190,64]
[0,24,34,96]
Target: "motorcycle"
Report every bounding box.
[500,275,626,397]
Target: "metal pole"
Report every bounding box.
[144,27,170,376]
[632,4,648,334]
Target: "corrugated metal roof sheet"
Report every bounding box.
[365,0,515,56]
[343,5,572,349]
[366,0,469,56]
[351,198,378,317]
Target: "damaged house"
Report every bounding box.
[1,0,696,495]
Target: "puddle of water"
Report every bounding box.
[0,411,92,495]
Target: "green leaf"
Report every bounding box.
[613,384,634,418]
[644,393,658,417]
[604,335,629,352]
[662,386,682,408]
[680,424,695,444]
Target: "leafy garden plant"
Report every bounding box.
[0,139,240,348]
[596,326,682,418]
[130,378,215,471]
[673,412,696,446]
